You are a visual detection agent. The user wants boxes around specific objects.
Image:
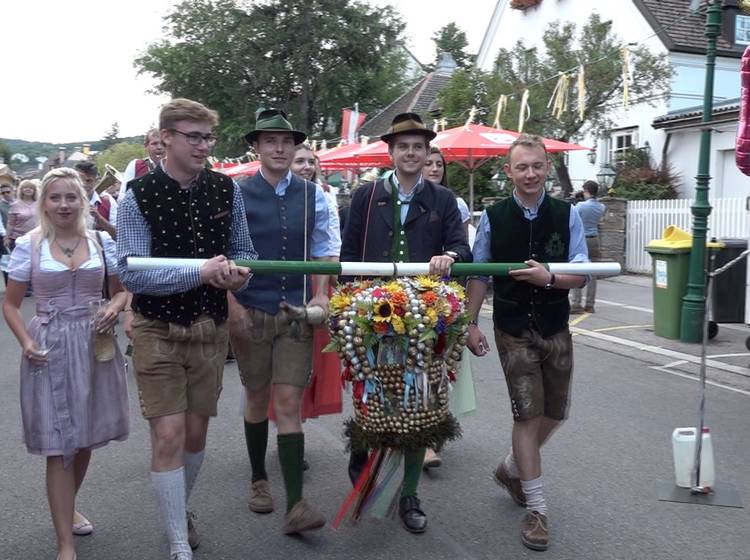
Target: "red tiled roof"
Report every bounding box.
[633,0,743,57]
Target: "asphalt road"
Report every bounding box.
[1,281,749,560]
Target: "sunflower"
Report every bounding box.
[373,299,393,322]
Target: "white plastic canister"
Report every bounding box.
[672,427,715,489]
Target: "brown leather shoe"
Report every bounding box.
[248,479,274,513]
[493,463,526,507]
[282,498,326,534]
[186,511,200,550]
[584,306,595,313]
[520,510,549,551]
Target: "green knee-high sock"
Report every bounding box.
[277,433,304,512]
[244,419,268,483]
[401,448,426,498]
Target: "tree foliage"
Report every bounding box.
[102,122,120,149]
[95,142,145,175]
[608,148,680,200]
[136,0,410,156]
[438,14,672,198]
[0,141,12,167]
[431,22,472,68]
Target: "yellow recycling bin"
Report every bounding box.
[645,226,722,340]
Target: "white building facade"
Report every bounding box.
[476,0,745,198]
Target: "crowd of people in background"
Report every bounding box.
[0,97,605,560]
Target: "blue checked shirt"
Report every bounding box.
[116,176,257,296]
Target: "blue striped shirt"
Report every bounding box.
[116,178,257,296]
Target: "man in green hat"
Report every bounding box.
[229,108,336,534]
[340,111,472,534]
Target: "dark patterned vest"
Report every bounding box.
[131,165,234,325]
[487,195,571,338]
[233,172,316,314]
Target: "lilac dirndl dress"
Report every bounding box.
[16,233,129,467]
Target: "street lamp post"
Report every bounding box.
[680,0,723,343]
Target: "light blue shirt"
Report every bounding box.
[576,198,605,237]
[390,171,425,225]
[259,169,334,258]
[472,189,589,283]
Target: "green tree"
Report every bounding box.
[136,0,409,156]
[101,122,120,150]
[438,14,672,198]
[0,141,12,167]
[95,142,145,174]
[432,22,472,68]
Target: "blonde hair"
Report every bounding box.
[36,167,89,244]
[17,179,40,201]
[159,98,219,131]
[507,133,548,162]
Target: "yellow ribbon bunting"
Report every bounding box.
[493,95,508,128]
[464,106,478,130]
[547,72,571,121]
[620,47,632,110]
[518,90,530,133]
[577,65,586,121]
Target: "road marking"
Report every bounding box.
[569,313,590,326]
[594,324,653,332]
[649,365,750,397]
[597,298,653,314]
[571,326,750,377]
[707,353,750,359]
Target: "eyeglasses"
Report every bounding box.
[170,129,217,147]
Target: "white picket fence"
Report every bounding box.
[626,198,748,273]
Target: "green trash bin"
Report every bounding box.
[645,246,691,339]
[645,226,722,340]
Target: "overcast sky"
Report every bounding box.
[4,0,494,144]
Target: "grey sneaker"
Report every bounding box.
[248,479,274,513]
[186,511,199,550]
[170,552,192,560]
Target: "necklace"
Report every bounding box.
[55,237,83,258]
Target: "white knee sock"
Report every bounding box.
[503,446,520,478]
[521,475,547,515]
[184,450,205,502]
[151,467,191,557]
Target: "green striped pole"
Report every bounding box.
[128,257,621,277]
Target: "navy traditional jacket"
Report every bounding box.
[340,178,472,264]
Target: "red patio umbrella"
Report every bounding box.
[214,160,261,178]
[322,123,588,213]
[433,124,589,215]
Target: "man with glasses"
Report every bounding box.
[118,128,166,199]
[117,98,257,560]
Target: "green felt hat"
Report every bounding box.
[244,108,307,145]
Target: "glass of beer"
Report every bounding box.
[89,298,115,362]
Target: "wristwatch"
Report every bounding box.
[444,250,460,262]
[544,273,556,290]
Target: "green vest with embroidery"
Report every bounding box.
[487,195,571,338]
[389,175,410,262]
